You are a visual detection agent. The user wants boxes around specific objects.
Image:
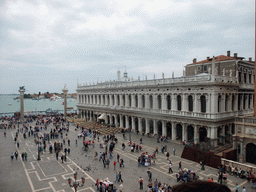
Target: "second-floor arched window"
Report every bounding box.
[188,95,193,112]
[177,95,181,111]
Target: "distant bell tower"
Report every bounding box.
[117,70,121,81]
[124,67,128,79]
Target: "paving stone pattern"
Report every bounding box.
[0,120,255,192]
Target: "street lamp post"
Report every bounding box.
[68,172,85,192]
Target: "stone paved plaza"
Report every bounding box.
[0,119,255,192]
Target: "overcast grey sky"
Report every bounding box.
[0,0,254,94]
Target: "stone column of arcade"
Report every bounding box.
[62,84,69,117]
[19,86,25,123]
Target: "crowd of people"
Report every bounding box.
[1,114,254,192]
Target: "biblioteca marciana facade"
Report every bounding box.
[76,51,254,148]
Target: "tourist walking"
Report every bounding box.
[11,152,14,160]
[235,183,239,192]
[115,172,119,183]
[178,161,182,170]
[118,171,123,182]
[139,177,143,190]
[166,152,170,160]
[242,186,247,192]
[169,161,173,173]
[173,147,176,155]
[14,151,18,160]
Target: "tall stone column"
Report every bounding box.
[132,116,135,131]
[172,94,177,111]
[172,122,176,140]
[145,119,149,134]
[125,94,129,108]
[162,120,166,136]
[131,94,135,108]
[138,117,142,132]
[211,93,218,114]
[234,93,238,111]
[162,94,167,110]
[114,94,118,106]
[138,94,142,108]
[194,125,199,144]
[210,126,218,147]
[62,85,68,117]
[206,95,211,113]
[125,116,129,128]
[153,94,158,110]
[19,86,25,122]
[153,120,157,135]
[182,93,187,112]
[145,94,150,109]
[182,123,186,141]
[120,116,124,128]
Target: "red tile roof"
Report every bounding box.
[188,55,235,65]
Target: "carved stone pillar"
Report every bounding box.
[162,94,167,110]
[138,94,142,108]
[153,94,158,110]
[145,119,149,134]
[125,94,129,108]
[211,93,218,114]
[172,122,177,140]
[126,115,129,129]
[132,116,135,131]
[138,117,142,132]
[120,115,124,128]
[194,125,199,144]
[162,120,166,136]
[114,94,118,106]
[182,93,187,112]
[172,94,177,111]
[131,94,135,108]
[206,95,210,113]
[153,119,157,135]
[145,94,150,109]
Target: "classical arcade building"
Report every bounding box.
[76,51,254,147]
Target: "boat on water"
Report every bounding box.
[8,103,12,106]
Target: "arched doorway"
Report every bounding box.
[166,122,172,138]
[141,119,146,133]
[157,121,162,136]
[107,115,110,124]
[199,127,207,142]
[111,116,115,125]
[149,120,154,134]
[117,115,120,126]
[128,116,132,128]
[246,143,256,164]
[176,124,182,140]
[122,116,126,128]
[187,125,194,142]
[135,117,138,132]
[217,127,222,144]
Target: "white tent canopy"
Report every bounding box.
[98,113,106,120]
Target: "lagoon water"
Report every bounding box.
[0,94,77,115]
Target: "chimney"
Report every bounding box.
[234,53,237,58]
[227,51,230,57]
[193,58,197,63]
[249,57,252,62]
[207,57,210,60]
